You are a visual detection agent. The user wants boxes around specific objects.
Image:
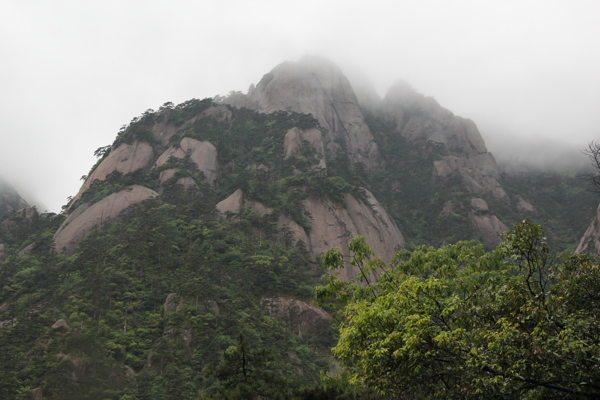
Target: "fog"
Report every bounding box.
[1,0,599,212]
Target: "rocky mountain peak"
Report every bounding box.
[226,56,380,169]
[0,177,29,220]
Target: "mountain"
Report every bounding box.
[0,177,29,220]
[0,56,597,399]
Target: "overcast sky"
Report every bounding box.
[1,0,599,212]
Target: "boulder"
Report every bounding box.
[469,213,508,249]
[51,319,71,332]
[54,185,158,255]
[216,189,272,216]
[226,55,379,169]
[470,198,489,212]
[216,189,244,215]
[155,138,219,187]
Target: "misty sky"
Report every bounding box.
[1,0,599,212]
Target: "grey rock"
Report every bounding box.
[54,185,158,255]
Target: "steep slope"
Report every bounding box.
[380,81,507,201]
[226,55,379,170]
[0,177,29,220]
[577,202,600,255]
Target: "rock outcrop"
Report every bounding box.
[154,137,219,187]
[71,141,155,207]
[468,198,508,248]
[54,185,158,255]
[576,203,600,255]
[226,55,379,169]
[0,177,29,219]
[382,81,507,200]
[283,127,327,170]
[302,190,405,279]
[218,188,405,280]
[216,189,273,216]
[259,296,331,337]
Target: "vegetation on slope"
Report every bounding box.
[319,220,600,398]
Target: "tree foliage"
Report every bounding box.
[319,220,600,398]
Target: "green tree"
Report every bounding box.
[212,333,292,399]
[318,221,600,398]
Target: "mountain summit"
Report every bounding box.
[226,55,380,170]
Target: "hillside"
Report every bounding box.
[0,178,29,220]
[0,56,597,399]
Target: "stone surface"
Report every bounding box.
[469,213,508,248]
[383,82,506,200]
[51,319,71,332]
[470,198,489,212]
[54,185,158,255]
[226,55,379,169]
[71,141,155,207]
[517,196,536,213]
[0,220,16,234]
[163,293,177,314]
[0,244,5,262]
[301,190,405,280]
[283,127,327,170]
[216,189,244,215]
[576,203,600,255]
[259,296,331,337]
[216,189,273,216]
[217,188,404,280]
[155,138,219,187]
[17,243,34,256]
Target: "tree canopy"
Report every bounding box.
[318,220,600,399]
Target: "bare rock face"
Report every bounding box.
[155,138,219,187]
[259,296,331,337]
[216,189,273,216]
[468,198,508,248]
[226,56,379,169]
[217,188,404,279]
[576,203,600,255]
[0,177,29,219]
[517,196,536,213]
[470,198,489,212]
[303,190,405,280]
[0,220,16,234]
[383,82,506,200]
[284,127,327,170]
[0,243,6,262]
[72,141,155,207]
[51,319,71,332]
[54,185,158,255]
